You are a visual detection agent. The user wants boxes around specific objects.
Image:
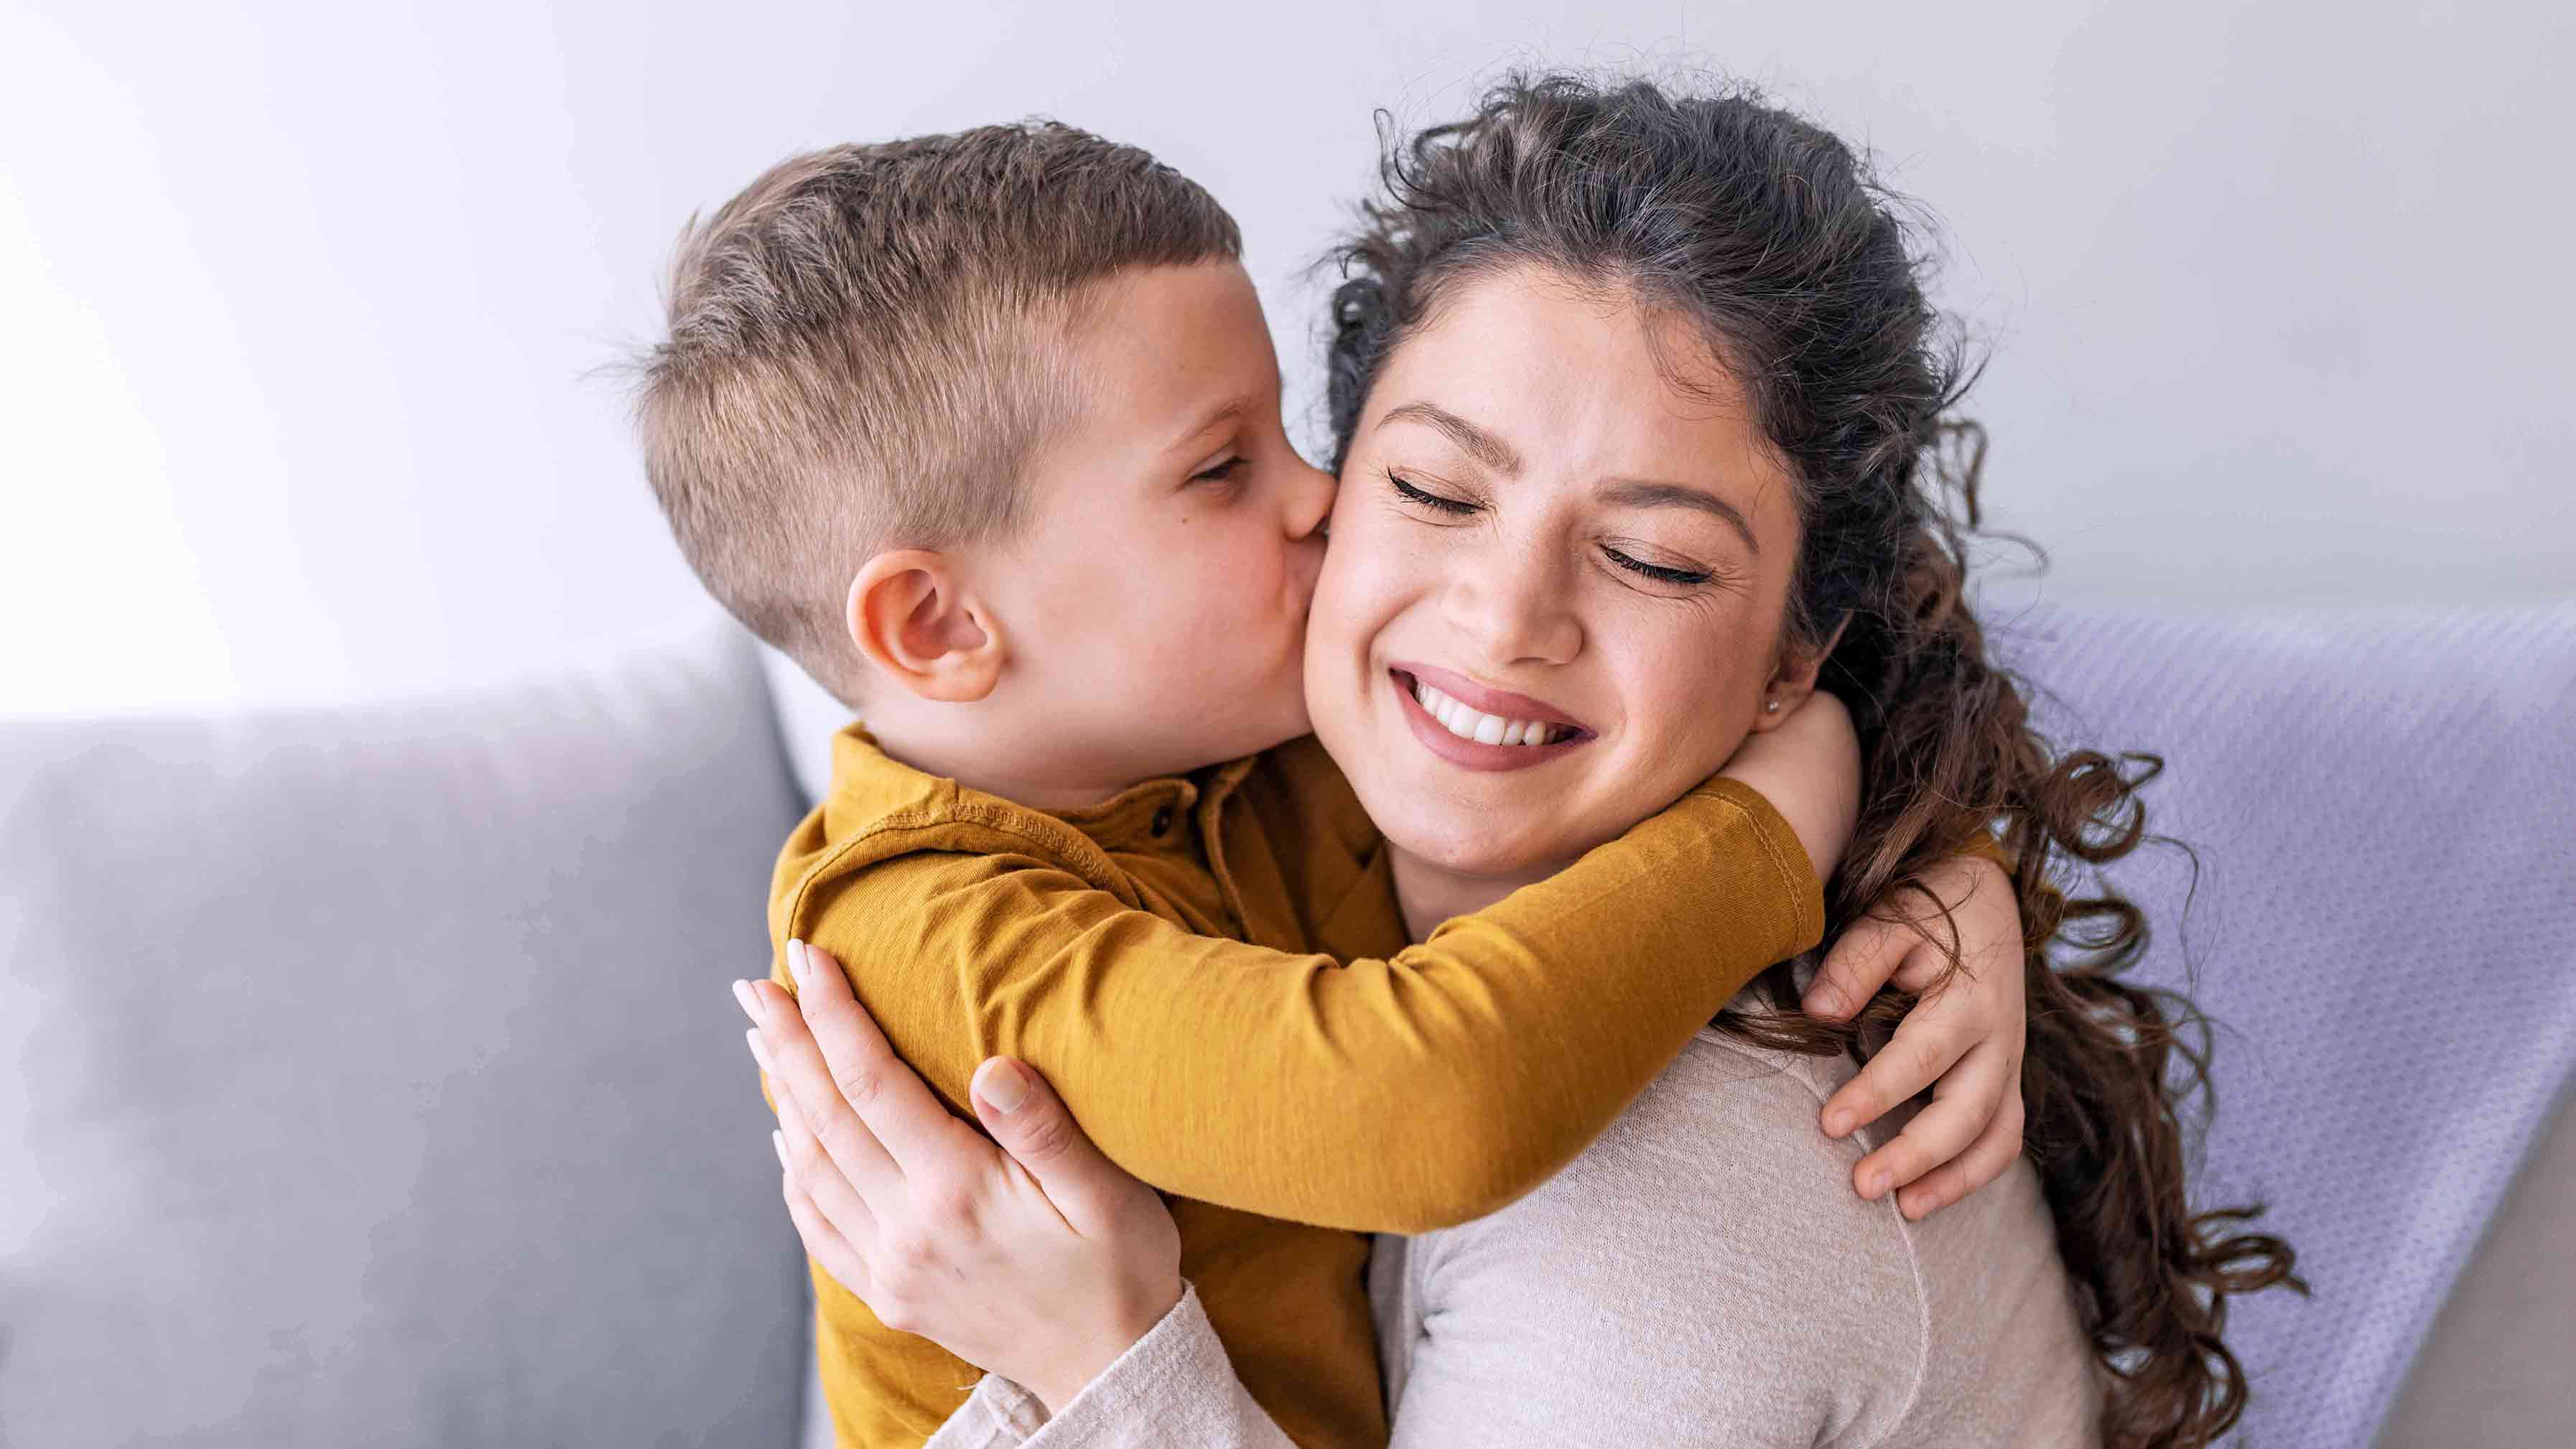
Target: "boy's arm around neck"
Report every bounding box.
[773,784,1823,1234]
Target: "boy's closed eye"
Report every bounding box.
[1188,453,1250,489]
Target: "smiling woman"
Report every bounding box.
[1298,74,2304,1444]
[1309,265,1816,916]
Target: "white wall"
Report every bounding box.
[4,1,2567,715]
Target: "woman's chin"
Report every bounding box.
[1377,814,1591,882]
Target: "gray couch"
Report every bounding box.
[5,603,2570,1448]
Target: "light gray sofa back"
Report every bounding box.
[1,618,812,1448]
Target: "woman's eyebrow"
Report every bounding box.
[1378,399,1757,553]
[1378,401,1525,475]
[1599,479,1759,556]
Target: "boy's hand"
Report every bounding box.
[1805,854,2027,1221]
[1719,691,1861,881]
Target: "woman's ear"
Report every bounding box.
[844,551,1005,704]
[1750,613,1851,732]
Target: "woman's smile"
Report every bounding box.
[1390,663,1594,772]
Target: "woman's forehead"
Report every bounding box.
[1370,269,1793,521]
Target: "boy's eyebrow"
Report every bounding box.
[1166,395,1251,454]
[1599,480,1759,556]
[1378,401,1525,475]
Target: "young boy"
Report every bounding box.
[634,124,2010,1449]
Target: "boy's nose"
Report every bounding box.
[1284,457,1337,543]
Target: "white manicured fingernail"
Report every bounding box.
[976,1059,1030,1114]
[772,1129,789,1170]
[787,939,809,983]
[733,979,766,1022]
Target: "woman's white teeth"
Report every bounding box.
[1411,678,1566,747]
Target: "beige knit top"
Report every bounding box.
[927,1002,2106,1448]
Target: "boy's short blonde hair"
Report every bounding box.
[632,123,1241,705]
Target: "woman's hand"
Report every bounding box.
[734,940,1182,1413]
[1802,855,2028,1221]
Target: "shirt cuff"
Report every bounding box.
[995,1282,1239,1448]
[1955,821,2016,873]
[1693,776,1828,951]
[926,1374,1049,1448]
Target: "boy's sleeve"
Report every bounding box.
[1958,822,2014,873]
[779,777,1823,1234]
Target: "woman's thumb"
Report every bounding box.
[970,1057,1120,1211]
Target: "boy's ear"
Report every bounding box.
[845,550,1005,704]
[1750,613,1851,733]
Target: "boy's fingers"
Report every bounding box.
[785,941,977,1178]
[1805,913,1915,1020]
[1889,862,2015,994]
[1819,1005,1971,1139]
[748,979,902,1200]
[1894,1090,2025,1221]
[969,1057,1130,1228]
[770,1067,880,1242]
[1849,1039,2013,1203]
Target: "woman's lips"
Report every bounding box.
[1390,666,1594,774]
[1395,661,1588,730]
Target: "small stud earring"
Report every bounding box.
[1764,698,1780,714]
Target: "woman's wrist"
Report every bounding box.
[1024,1279,1188,1416]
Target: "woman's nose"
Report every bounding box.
[1441,541,1582,666]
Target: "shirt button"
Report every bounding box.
[1150,806,1175,837]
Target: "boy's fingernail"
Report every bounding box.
[975,1059,1030,1115]
[787,939,809,982]
[1823,1109,1849,1138]
[1862,1170,1889,1198]
[732,979,766,1022]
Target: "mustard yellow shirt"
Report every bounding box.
[767,726,1825,1449]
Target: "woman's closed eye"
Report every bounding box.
[1386,467,1479,517]
[1601,545,1715,587]
[1392,466,1723,591]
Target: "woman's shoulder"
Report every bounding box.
[1693,1028,2104,1444]
[1390,1030,1929,1442]
[1395,1028,2103,1446]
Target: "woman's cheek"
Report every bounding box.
[1614,654,1744,798]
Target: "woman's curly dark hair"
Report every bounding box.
[1324,71,2303,1449]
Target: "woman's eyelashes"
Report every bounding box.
[1601,546,1714,587]
[1385,467,1478,516]
[1387,466,1721,590]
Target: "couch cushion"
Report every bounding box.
[761,643,852,813]
[0,615,813,1448]
[1990,602,2576,1448]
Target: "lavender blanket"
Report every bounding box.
[1990,601,2576,1447]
